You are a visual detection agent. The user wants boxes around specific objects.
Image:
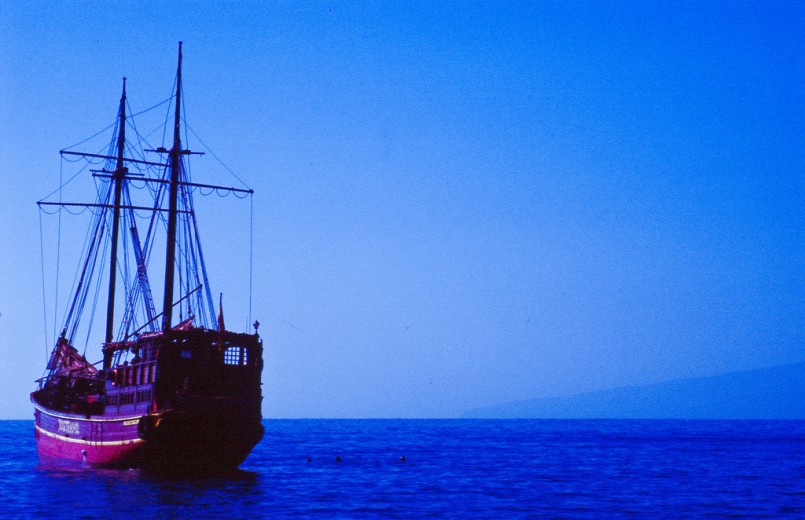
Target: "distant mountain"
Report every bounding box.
[465,362,805,419]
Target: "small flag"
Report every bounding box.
[218,293,225,351]
[218,292,225,332]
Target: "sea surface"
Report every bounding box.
[1,419,803,518]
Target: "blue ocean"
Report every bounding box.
[1,419,803,518]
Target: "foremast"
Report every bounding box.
[104,78,127,368]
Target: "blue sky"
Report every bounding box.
[0,1,802,418]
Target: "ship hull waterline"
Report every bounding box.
[33,402,264,472]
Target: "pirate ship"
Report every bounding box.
[32,43,264,472]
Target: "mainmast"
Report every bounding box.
[103,78,127,370]
[162,42,183,331]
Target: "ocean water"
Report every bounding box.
[1,419,803,518]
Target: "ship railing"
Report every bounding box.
[108,360,157,387]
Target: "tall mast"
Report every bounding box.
[162,42,183,331]
[104,78,127,368]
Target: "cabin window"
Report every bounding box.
[224,346,247,366]
[136,389,152,403]
[107,394,119,406]
[120,392,135,405]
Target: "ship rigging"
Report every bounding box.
[32,43,264,472]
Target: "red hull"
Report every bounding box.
[33,403,144,468]
[33,399,264,472]
[35,425,144,467]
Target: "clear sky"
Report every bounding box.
[0,1,802,419]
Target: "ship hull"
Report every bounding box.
[136,410,264,472]
[33,400,263,472]
[33,403,145,468]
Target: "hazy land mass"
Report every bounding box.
[466,362,805,419]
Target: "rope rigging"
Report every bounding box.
[38,75,256,356]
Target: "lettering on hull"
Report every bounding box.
[57,419,80,436]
